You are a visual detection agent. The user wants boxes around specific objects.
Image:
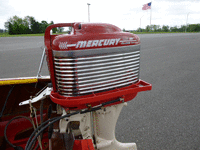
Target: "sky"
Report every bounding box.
[0,0,200,30]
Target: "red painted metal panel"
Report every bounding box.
[50,80,152,109]
[73,139,95,150]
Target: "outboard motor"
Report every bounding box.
[44,22,152,150]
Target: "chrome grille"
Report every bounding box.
[53,45,140,97]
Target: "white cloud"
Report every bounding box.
[0,0,200,30]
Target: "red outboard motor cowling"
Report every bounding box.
[44,23,151,110]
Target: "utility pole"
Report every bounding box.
[87,3,91,22]
[185,12,190,32]
[140,15,144,31]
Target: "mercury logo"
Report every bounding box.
[76,38,121,48]
[59,42,68,49]
[59,38,121,49]
[59,42,76,49]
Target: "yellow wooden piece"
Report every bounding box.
[0,78,38,86]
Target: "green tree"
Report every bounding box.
[145,25,150,32]
[5,15,31,34]
[162,25,169,32]
[49,21,57,33]
[8,22,14,34]
[188,24,200,32]
[30,17,41,34]
[170,26,178,32]
[40,20,49,33]
[151,25,161,32]
[23,16,33,34]
[136,27,142,32]
[180,25,186,32]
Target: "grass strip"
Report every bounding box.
[0,33,44,37]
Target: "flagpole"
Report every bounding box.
[150,1,152,26]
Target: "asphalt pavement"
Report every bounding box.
[0,33,200,150]
[116,33,200,150]
[0,36,48,78]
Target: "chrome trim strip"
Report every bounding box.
[54,51,140,61]
[55,65,139,76]
[57,74,139,89]
[77,70,139,82]
[56,69,139,83]
[55,57,140,68]
[53,44,140,57]
[54,54,140,65]
[55,61,140,71]
[59,78,138,94]
[78,70,139,82]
